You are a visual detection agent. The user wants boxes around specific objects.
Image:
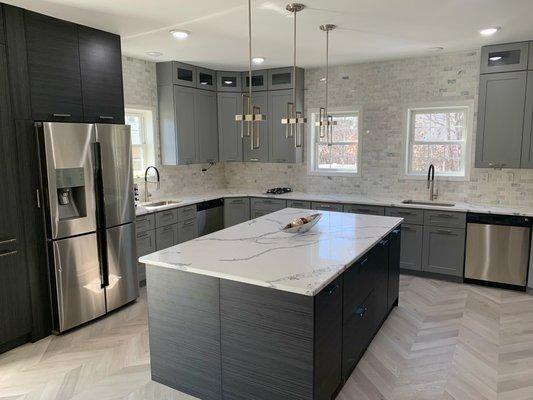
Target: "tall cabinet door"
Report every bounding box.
[217,92,243,162]
[521,72,533,168]
[476,71,527,168]
[79,26,125,124]
[174,85,197,165]
[243,91,269,162]
[24,11,83,122]
[268,89,303,163]
[0,44,32,348]
[195,90,219,164]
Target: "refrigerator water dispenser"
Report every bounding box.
[56,167,86,220]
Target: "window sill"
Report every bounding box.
[401,173,469,182]
[307,169,360,178]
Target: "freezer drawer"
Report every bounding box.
[51,233,105,332]
[465,222,530,286]
[106,223,139,312]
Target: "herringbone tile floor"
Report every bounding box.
[1,275,533,400]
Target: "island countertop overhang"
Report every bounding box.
[139,208,403,296]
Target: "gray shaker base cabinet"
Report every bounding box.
[146,231,400,400]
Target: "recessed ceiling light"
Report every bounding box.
[252,57,265,65]
[429,46,444,52]
[489,56,502,61]
[320,77,326,82]
[146,51,163,57]
[170,29,190,40]
[224,80,233,85]
[479,27,500,36]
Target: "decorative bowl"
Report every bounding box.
[281,213,322,233]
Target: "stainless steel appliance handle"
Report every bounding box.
[52,113,72,118]
[93,142,109,288]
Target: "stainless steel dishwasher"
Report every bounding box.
[464,213,531,290]
[197,198,224,236]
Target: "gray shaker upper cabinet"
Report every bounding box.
[195,89,219,164]
[241,70,268,92]
[521,72,533,168]
[530,42,533,70]
[480,42,529,74]
[156,61,197,87]
[158,85,197,165]
[217,92,243,162]
[268,89,303,163]
[0,6,4,44]
[267,67,304,90]
[217,71,242,92]
[242,91,269,162]
[475,71,527,168]
[196,67,216,91]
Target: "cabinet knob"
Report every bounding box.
[52,113,72,118]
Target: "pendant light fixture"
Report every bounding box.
[235,0,266,150]
[281,3,306,148]
[315,24,337,145]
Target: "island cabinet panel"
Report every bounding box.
[220,280,315,400]
[388,228,401,310]
[147,267,222,400]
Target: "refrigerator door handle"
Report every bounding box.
[93,142,109,288]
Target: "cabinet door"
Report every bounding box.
[195,90,218,163]
[224,197,251,228]
[422,227,465,277]
[136,229,156,257]
[155,209,178,228]
[217,71,242,92]
[343,204,385,216]
[388,229,401,310]
[78,26,124,124]
[173,62,196,87]
[174,85,197,165]
[196,67,216,91]
[476,71,527,168]
[314,278,343,400]
[480,42,529,74]
[0,45,32,347]
[24,11,83,121]
[156,224,178,250]
[268,89,303,163]
[217,92,243,162]
[178,219,198,243]
[268,67,304,90]
[400,224,423,271]
[242,70,268,91]
[243,91,269,162]
[521,71,533,168]
[0,6,4,44]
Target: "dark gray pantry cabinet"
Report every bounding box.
[476,41,533,168]
[147,229,400,400]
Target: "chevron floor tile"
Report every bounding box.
[1,275,533,399]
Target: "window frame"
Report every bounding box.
[125,107,156,178]
[402,100,474,181]
[307,106,363,177]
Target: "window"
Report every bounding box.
[125,108,156,177]
[308,108,361,175]
[404,102,473,179]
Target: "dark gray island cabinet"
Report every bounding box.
[143,209,401,400]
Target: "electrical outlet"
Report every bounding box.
[480,172,489,183]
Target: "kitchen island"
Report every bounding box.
[140,208,402,400]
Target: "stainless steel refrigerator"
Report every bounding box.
[37,122,139,333]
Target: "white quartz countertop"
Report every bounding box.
[135,189,533,217]
[140,208,402,296]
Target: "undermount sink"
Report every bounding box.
[144,200,181,209]
[401,199,456,207]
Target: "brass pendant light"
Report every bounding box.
[281,3,306,148]
[315,24,337,145]
[235,0,266,150]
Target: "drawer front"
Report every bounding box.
[385,207,424,225]
[156,224,179,250]
[343,204,385,216]
[136,213,155,232]
[311,202,343,212]
[481,42,530,74]
[422,227,466,277]
[155,209,178,228]
[250,197,287,212]
[251,210,270,219]
[136,230,156,257]
[178,205,197,222]
[424,210,466,229]
[224,197,251,228]
[286,200,311,209]
[178,218,198,243]
[400,224,423,271]
[343,250,377,317]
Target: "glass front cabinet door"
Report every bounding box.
[480,42,530,74]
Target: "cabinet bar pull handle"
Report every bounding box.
[36,189,41,208]
[436,229,454,235]
[99,116,114,120]
[250,158,259,162]
[0,250,18,258]
[52,113,71,118]
[380,239,389,246]
[182,221,195,227]
[436,214,453,218]
[326,283,339,294]
[355,305,368,318]
[0,238,16,245]
[392,228,401,234]
[360,257,368,266]
[397,211,413,216]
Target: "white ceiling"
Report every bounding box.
[4,0,533,69]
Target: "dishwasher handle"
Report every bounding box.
[467,213,531,227]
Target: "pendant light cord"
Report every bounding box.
[325,28,329,116]
[293,8,297,110]
[248,0,252,112]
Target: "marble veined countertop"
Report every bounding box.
[139,208,402,296]
[135,189,533,217]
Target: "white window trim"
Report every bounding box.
[401,100,474,182]
[125,106,156,178]
[307,106,363,177]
